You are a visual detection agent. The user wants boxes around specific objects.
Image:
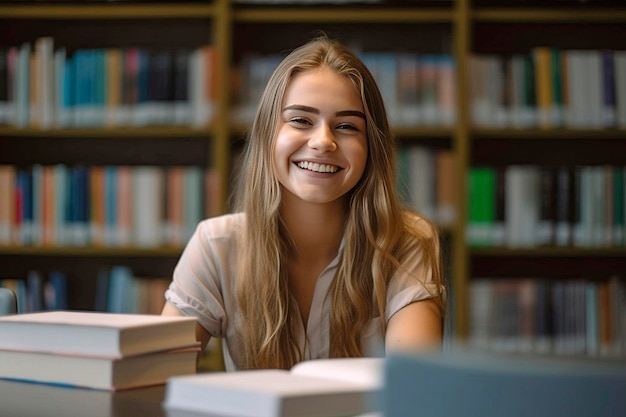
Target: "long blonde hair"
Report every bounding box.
[234,36,445,369]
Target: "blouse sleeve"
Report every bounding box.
[384,219,445,323]
[164,215,241,337]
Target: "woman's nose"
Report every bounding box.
[308,124,337,152]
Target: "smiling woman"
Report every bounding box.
[161,35,446,372]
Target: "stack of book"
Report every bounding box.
[0,310,199,391]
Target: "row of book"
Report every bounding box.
[0,164,220,248]
[0,267,170,315]
[470,48,626,129]
[232,51,456,128]
[469,276,626,358]
[0,311,198,391]
[397,145,456,227]
[0,37,217,129]
[468,165,626,248]
[0,271,67,314]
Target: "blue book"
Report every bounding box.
[93,268,110,312]
[104,165,118,246]
[45,271,68,310]
[385,350,626,417]
[26,270,43,312]
[18,168,33,245]
[106,266,135,313]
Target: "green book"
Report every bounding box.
[467,167,496,247]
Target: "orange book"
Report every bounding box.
[0,166,16,245]
[90,166,105,246]
[203,45,217,126]
[106,48,122,127]
[205,168,222,218]
[117,166,133,247]
[533,47,553,128]
[41,165,56,246]
[435,151,455,227]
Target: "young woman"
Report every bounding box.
[162,36,446,371]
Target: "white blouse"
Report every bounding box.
[165,213,439,371]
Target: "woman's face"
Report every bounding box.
[273,66,368,207]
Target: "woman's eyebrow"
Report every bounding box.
[336,110,365,119]
[283,105,365,119]
[283,104,318,114]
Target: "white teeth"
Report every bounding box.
[297,161,338,173]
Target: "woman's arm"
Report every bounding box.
[162,302,212,353]
[385,298,443,352]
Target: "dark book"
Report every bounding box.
[601,50,616,128]
[146,49,173,125]
[555,166,572,246]
[0,49,8,125]
[537,167,556,246]
[173,49,190,125]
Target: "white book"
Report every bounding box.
[587,50,604,129]
[505,165,540,248]
[407,146,436,221]
[132,166,164,247]
[0,310,197,357]
[163,357,383,417]
[0,379,165,417]
[565,51,585,128]
[0,347,198,391]
[468,279,493,350]
[35,36,54,129]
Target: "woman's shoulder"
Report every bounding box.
[197,212,245,240]
[402,210,438,240]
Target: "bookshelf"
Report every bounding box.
[0,2,228,312]
[465,0,626,357]
[1,0,626,358]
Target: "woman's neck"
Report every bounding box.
[280,198,347,262]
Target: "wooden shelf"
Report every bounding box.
[470,128,626,139]
[0,126,214,138]
[470,246,626,257]
[0,245,184,257]
[233,7,455,23]
[0,4,217,19]
[473,8,626,22]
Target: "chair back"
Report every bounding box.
[0,287,18,315]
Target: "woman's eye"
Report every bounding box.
[337,123,358,131]
[290,117,311,126]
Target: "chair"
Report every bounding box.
[0,287,18,315]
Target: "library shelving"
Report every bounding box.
[1,0,626,358]
[464,0,626,357]
[0,1,230,313]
